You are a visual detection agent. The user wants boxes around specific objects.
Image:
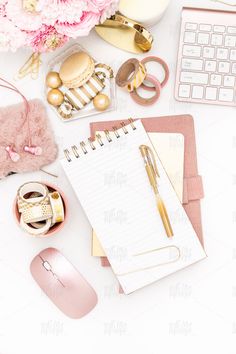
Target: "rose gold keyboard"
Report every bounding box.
[175,7,236,106]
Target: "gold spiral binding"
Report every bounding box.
[80,141,88,154]
[64,149,71,162]
[88,138,96,150]
[104,130,112,142]
[96,133,104,146]
[64,119,136,161]
[113,126,120,138]
[121,122,128,134]
[128,118,136,130]
[72,145,79,158]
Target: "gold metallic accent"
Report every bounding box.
[121,122,128,134]
[139,145,173,238]
[80,141,88,154]
[104,130,112,142]
[127,63,146,92]
[87,80,98,92]
[95,13,153,54]
[16,53,41,80]
[95,71,106,82]
[95,63,114,78]
[96,133,104,146]
[88,138,96,150]
[22,204,53,224]
[72,145,79,158]
[80,86,93,100]
[93,94,110,111]
[113,126,120,138]
[128,118,136,130]
[57,101,73,120]
[71,88,86,106]
[64,149,71,162]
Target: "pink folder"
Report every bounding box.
[90,115,204,268]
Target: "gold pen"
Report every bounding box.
[139,145,174,238]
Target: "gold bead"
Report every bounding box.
[47,89,64,106]
[93,93,110,111]
[46,71,62,88]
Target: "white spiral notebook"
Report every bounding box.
[61,120,206,294]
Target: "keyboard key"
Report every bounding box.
[183,45,201,57]
[210,74,222,86]
[185,23,197,30]
[192,86,204,99]
[216,48,228,60]
[230,49,236,60]
[214,25,225,33]
[219,88,234,102]
[218,61,230,73]
[203,47,215,59]
[180,71,208,84]
[228,27,236,34]
[211,34,223,46]
[232,63,236,74]
[198,33,209,45]
[206,87,217,100]
[205,60,217,72]
[184,31,196,44]
[178,84,190,98]
[200,24,211,31]
[224,76,235,87]
[225,35,236,47]
[181,58,203,71]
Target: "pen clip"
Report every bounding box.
[139,145,160,178]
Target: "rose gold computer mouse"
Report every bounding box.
[30,248,98,319]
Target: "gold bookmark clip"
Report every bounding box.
[16,53,41,80]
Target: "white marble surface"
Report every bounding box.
[0,0,236,352]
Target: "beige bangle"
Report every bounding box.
[115,58,146,92]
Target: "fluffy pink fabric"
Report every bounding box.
[0,99,58,178]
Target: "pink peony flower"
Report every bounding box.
[99,0,119,23]
[0,16,26,51]
[28,25,69,52]
[0,0,119,52]
[41,0,86,26]
[86,0,118,13]
[55,11,100,37]
[5,0,43,31]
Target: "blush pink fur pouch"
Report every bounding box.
[0,99,58,178]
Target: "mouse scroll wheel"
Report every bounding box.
[43,261,52,271]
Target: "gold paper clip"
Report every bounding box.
[139,145,174,238]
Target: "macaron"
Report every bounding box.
[59,52,95,89]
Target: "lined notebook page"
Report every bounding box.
[61,120,206,294]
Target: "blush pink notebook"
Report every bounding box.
[90,115,204,268]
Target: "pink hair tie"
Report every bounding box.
[130,74,162,106]
[141,56,169,91]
